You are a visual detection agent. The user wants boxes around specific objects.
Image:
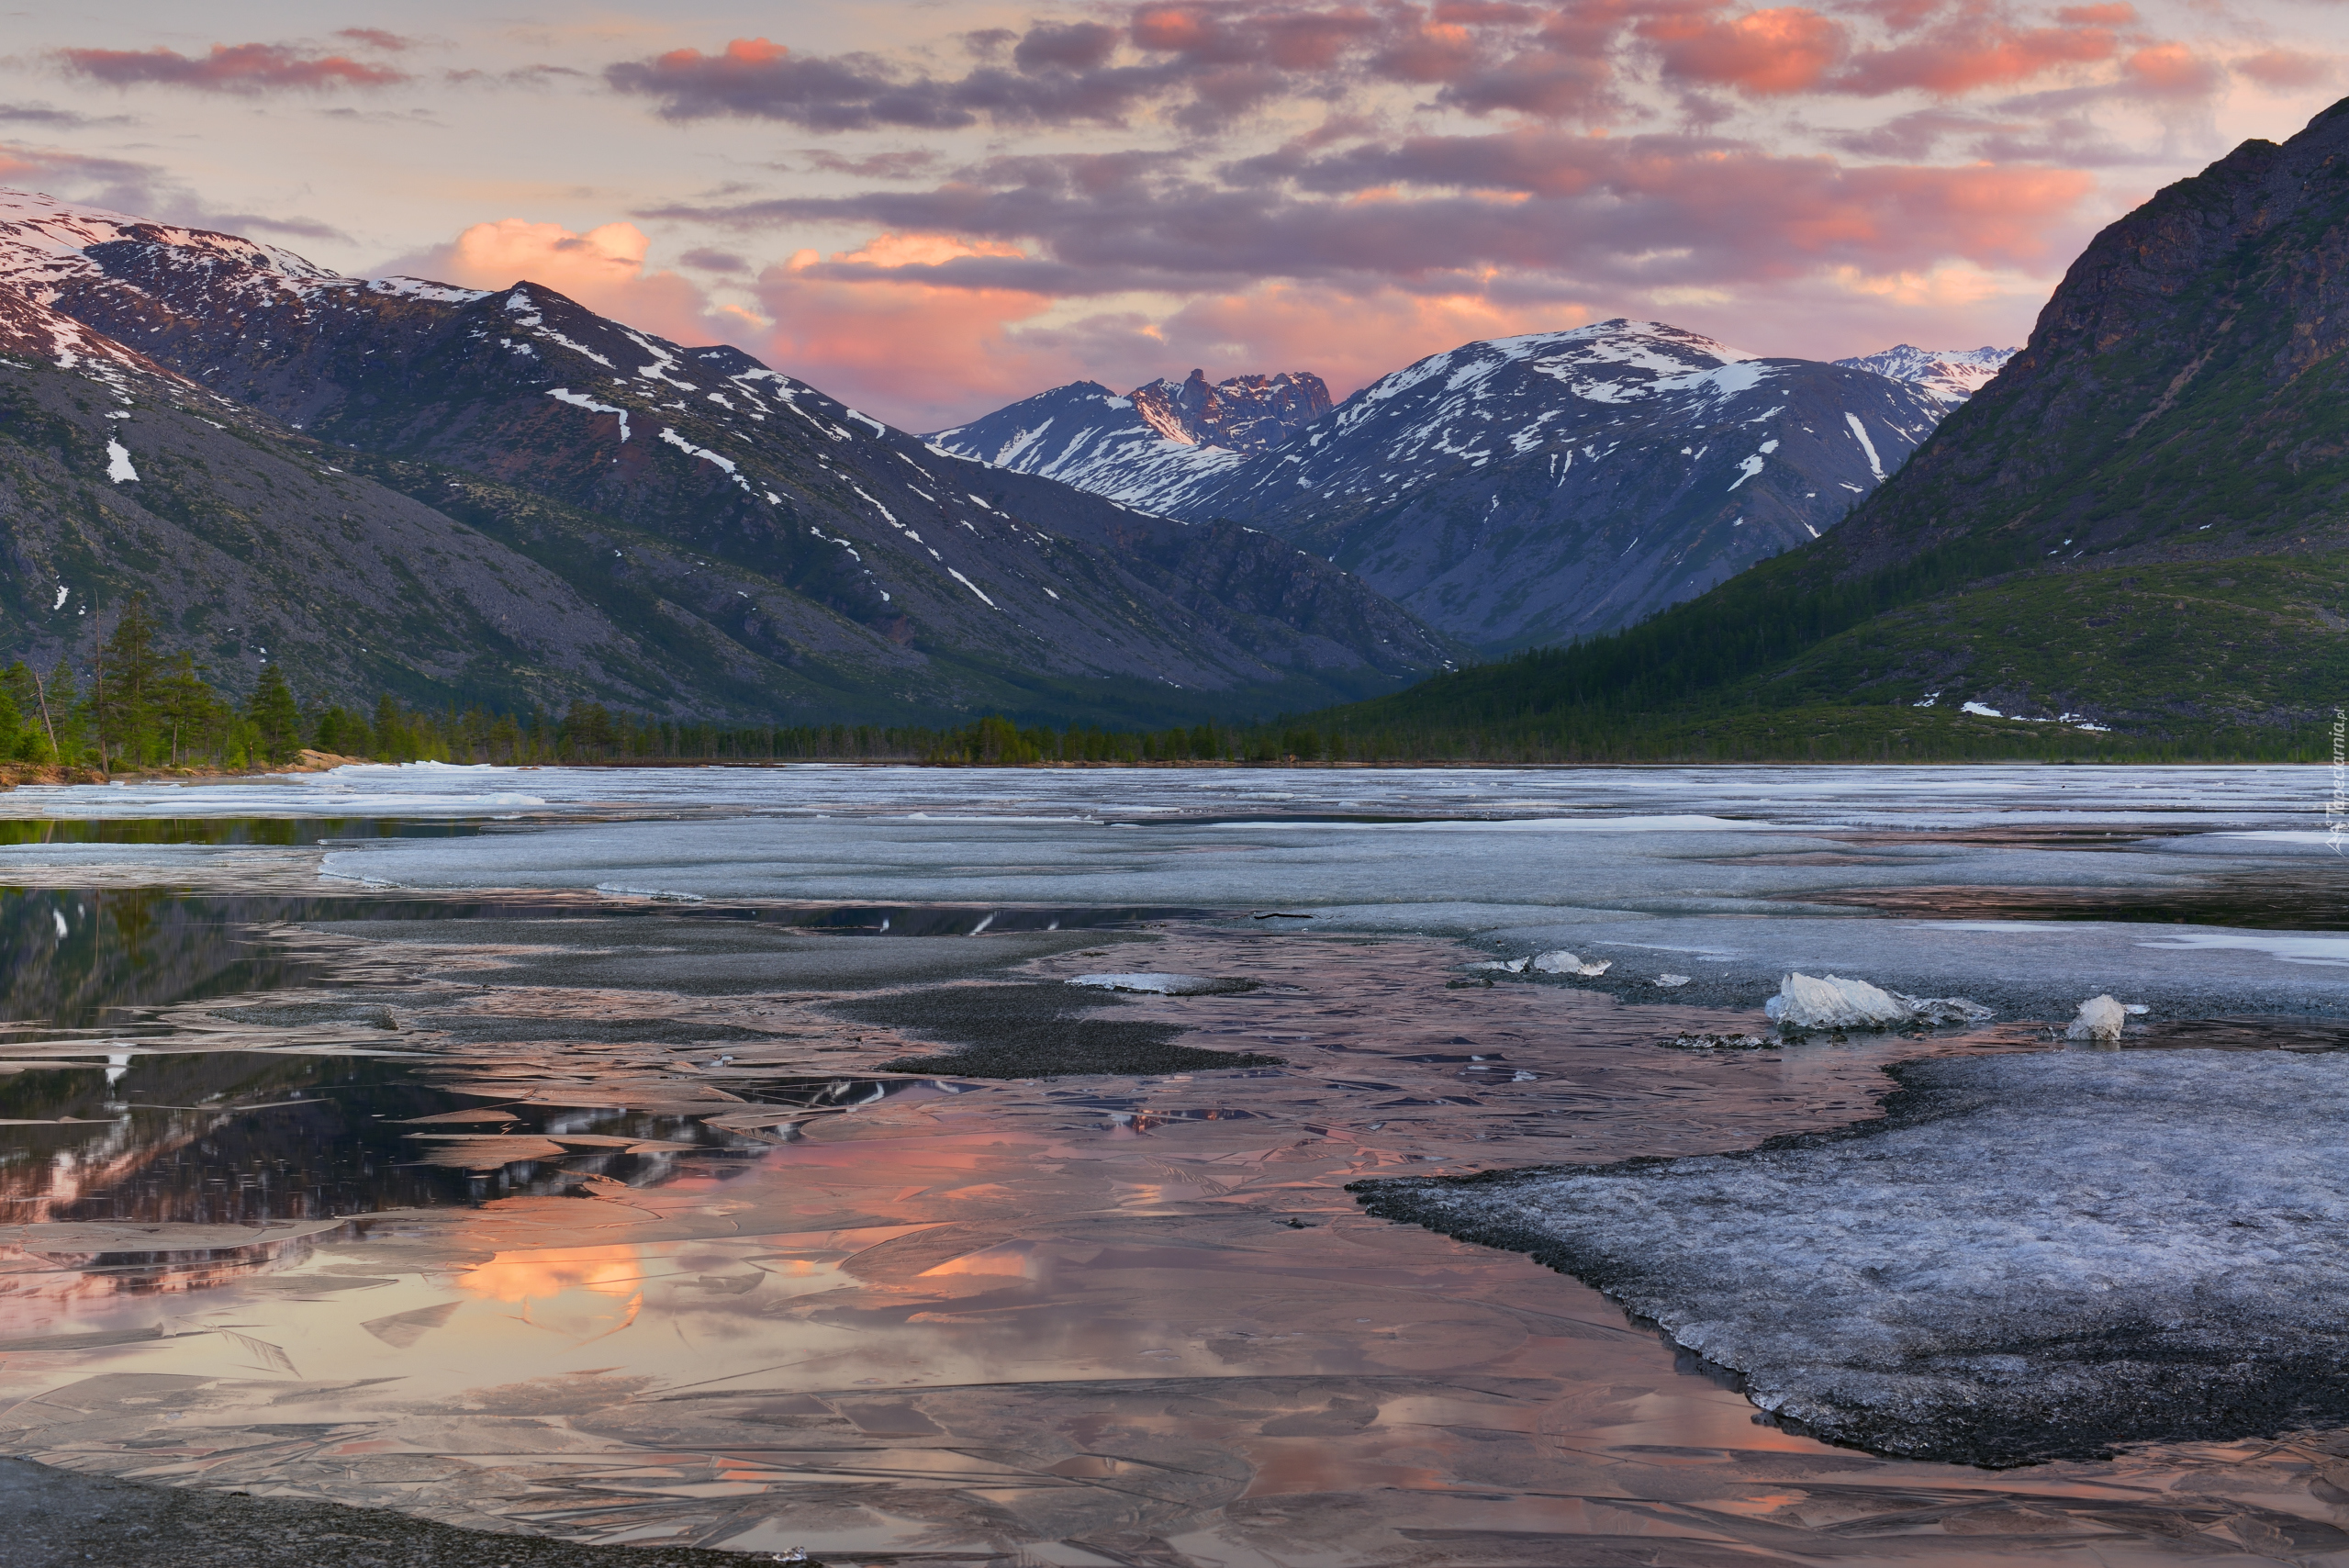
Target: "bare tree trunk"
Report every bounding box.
[29,666,56,759]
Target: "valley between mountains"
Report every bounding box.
[8,88,2341,756]
[0,191,1447,728]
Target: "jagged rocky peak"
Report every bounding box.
[1835,343,2017,405]
[1128,368,1332,451]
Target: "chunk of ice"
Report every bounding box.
[1766,972,1910,1031]
[1068,972,1254,996]
[1765,972,1990,1032]
[1530,949,1611,976]
[1664,1032,1772,1050]
[1654,974,1693,988]
[1898,993,1997,1026]
[2065,993,2129,1041]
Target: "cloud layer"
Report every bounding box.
[31,2,2346,426]
[60,42,408,93]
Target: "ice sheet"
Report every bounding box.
[0,762,2332,831]
[1360,1048,2349,1465]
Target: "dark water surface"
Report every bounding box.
[0,1053,954,1228]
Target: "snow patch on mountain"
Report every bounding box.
[926,380,1252,514]
[548,387,629,442]
[1836,344,2017,405]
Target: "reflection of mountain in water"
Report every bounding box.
[0,890,325,1030]
[0,1052,768,1226]
[0,816,486,848]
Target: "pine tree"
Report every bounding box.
[373,692,406,761]
[157,652,213,767]
[0,663,41,762]
[93,595,162,769]
[247,663,301,766]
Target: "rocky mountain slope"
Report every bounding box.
[924,368,1329,518]
[1194,322,1949,651]
[1130,370,1329,448]
[0,287,685,710]
[0,190,1452,722]
[1308,99,2349,745]
[1834,345,2017,406]
[938,324,1952,653]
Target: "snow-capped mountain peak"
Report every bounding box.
[1343,319,1761,429]
[1835,343,2017,405]
[1128,369,1331,450]
[925,368,1327,514]
[0,187,343,303]
[940,315,1952,653]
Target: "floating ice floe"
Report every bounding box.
[1356,1048,2349,1465]
[1068,972,1255,996]
[1471,949,1613,977]
[1765,972,1992,1034]
[2064,993,2132,1041]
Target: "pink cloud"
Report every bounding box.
[2235,49,2334,91]
[334,28,419,52]
[1642,7,1851,96]
[1832,2,2121,95]
[751,245,1073,426]
[58,42,409,92]
[2121,42,2222,98]
[396,218,721,348]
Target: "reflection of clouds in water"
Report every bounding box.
[460,1245,654,1302]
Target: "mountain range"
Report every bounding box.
[1304,99,2349,748]
[0,191,1449,725]
[932,325,2003,652]
[1833,345,2016,406]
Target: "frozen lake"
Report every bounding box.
[0,763,2343,1564]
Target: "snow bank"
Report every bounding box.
[1765,972,1993,1033]
[1357,1049,2349,1464]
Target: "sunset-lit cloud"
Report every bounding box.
[1643,8,1850,96]
[59,41,409,93]
[396,218,727,347]
[17,0,2345,427]
[2236,49,2334,92]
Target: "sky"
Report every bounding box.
[4,1,2343,430]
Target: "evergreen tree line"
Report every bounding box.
[5,597,2318,774]
[0,599,1287,771]
[0,598,308,771]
